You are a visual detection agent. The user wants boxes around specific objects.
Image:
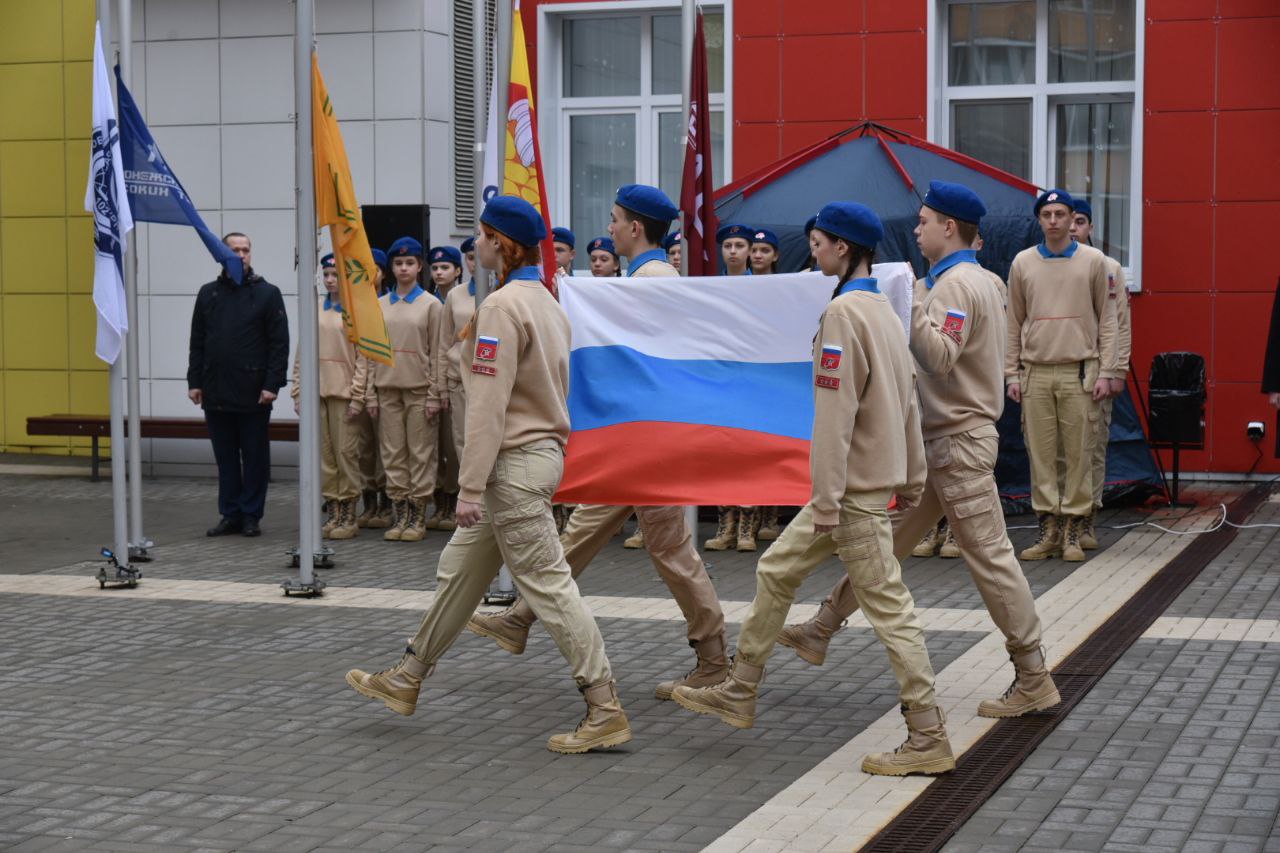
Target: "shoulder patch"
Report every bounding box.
[475,335,499,361]
[820,343,843,371]
[941,309,966,343]
[816,375,840,390]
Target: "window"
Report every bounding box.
[543,6,729,260]
[938,0,1139,276]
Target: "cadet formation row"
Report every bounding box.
[326,179,1131,774]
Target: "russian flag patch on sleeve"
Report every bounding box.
[475,335,500,361]
[820,343,843,371]
[941,309,966,342]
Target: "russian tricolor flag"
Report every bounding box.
[555,265,914,506]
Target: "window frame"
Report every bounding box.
[928,0,1145,290]
[537,0,732,235]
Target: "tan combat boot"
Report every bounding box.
[939,524,961,558]
[1079,511,1099,550]
[911,522,942,557]
[399,500,427,542]
[329,499,359,540]
[1061,515,1086,562]
[355,490,379,528]
[424,491,445,530]
[467,598,536,654]
[777,596,848,666]
[703,507,738,551]
[736,507,759,552]
[671,657,763,729]
[623,526,645,549]
[345,646,433,716]
[978,647,1061,718]
[383,499,407,541]
[547,680,633,754]
[654,634,730,700]
[437,494,457,532]
[1018,513,1062,561]
[861,705,956,776]
[367,491,393,530]
[321,500,337,539]
[757,506,781,541]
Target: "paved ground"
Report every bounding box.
[0,469,1276,852]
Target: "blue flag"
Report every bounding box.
[114,66,243,283]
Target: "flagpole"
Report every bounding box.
[472,0,491,309]
[286,0,323,596]
[94,0,134,587]
[117,0,149,563]
[679,0,699,539]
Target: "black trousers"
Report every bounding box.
[205,409,272,522]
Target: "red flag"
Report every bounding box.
[680,13,719,276]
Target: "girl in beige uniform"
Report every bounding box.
[364,237,441,542]
[291,253,364,539]
[346,196,629,754]
[425,245,466,531]
[672,201,955,777]
[353,249,393,529]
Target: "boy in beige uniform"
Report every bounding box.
[467,184,729,701]
[291,254,364,539]
[346,196,629,754]
[353,250,392,530]
[673,202,955,777]
[1069,198,1132,549]
[432,252,476,461]
[1006,190,1120,562]
[777,182,1061,719]
[364,237,441,542]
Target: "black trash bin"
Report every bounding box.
[1148,351,1206,447]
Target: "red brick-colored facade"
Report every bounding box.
[527,0,1280,475]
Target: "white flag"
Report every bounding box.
[86,22,134,365]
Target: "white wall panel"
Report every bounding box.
[374,120,424,204]
[317,0,373,34]
[220,36,294,124]
[339,120,376,206]
[148,295,197,381]
[147,209,223,297]
[218,209,296,294]
[315,33,374,121]
[150,125,222,210]
[145,40,220,126]
[424,119,451,209]
[376,0,424,31]
[426,0,450,36]
[373,31,422,120]
[424,31,452,122]
[221,123,294,209]
[219,0,294,38]
[146,0,218,41]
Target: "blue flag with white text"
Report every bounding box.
[114,66,243,283]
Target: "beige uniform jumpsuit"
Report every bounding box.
[290,296,363,502]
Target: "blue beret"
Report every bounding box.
[552,227,576,248]
[429,245,462,267]
[923,180,987,225]
[371,248,388,269]
[320,253,336,269]
[814,202,884,249]
[662,231,682,251]
[1034,188,1074,216]
[388,236,423,259]
[480,195,548,247]
[1072,197,1093,221]
[614,184,678,224]
[717,223,753,244]
[460,236,475,254]
[804,215,817,235]
[751,228,779,249]
[587,236,618,257]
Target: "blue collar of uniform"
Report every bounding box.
[926,249,979,289]
[467,277,476,297]
[1037,240,1078,259]
[720,266,752,276]
[836,276,879,296]
[627,248,668,277]
[322,295,343,312]
[389,284,425,304]
[503,265,542,286]
[433,288,446,304]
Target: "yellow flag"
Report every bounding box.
[312,53,392,366]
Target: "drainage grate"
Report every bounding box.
[860,482,1275,853]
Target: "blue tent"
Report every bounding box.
[714,122,1164,509]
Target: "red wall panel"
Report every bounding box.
[1149,0,1219,20]
[1214,293,1277,382]
[1218,19,1280,110]
[1214,203,1280,292]
[865,2,926,32]
[733,36,783,123]
[1141,203,1213,293]
[1208,383,1280,473]
[734,0,781,38]
[1130,293,1215,383]
[733,121,782,176]
[779,2,860,37]
[779,34,863,122]
[1144,112,1215,202]
[1144,21,1215,112]
[864,32,927,122]
[1215,110,1280,201]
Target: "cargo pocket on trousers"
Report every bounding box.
[941,476,1003,548]
[636,505,685,553]
[831,516,886,589]
[925,436,953,470]
[494,499,558,575]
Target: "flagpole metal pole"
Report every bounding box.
[285,0,323,596]
[472,0,492,309]
[680,0,699,539]
[117,0,149,563]
[95,0,135,588]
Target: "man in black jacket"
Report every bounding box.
[188,233,289,536]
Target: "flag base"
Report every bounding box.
[96,550,141,590]
[288,546,335,570]
[281,577,327,598]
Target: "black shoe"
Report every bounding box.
[207,517,243,537]
[242,518,261,537]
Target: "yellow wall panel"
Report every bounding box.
[4,294,69,371]
[4,370,70,448]
[0,64,65,142]
[64,139,88,218]
[1,218,67,293]
[67,294,103,372]
[0,0,65,64]
[66,216,94,293]
[63,61,91,140]
[0,141,67,216]
[63,0,95,62]
[69,369,107,412]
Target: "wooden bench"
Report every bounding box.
[25,414,299,481]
